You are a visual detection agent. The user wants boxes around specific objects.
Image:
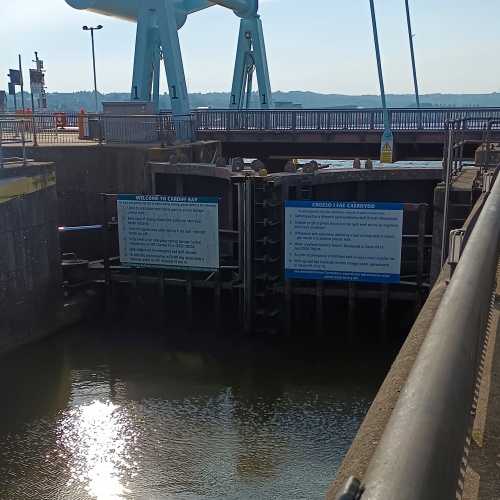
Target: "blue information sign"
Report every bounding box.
[285,201,404,284]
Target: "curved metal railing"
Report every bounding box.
[336,168,500,500]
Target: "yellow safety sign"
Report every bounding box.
[380,142,393,164]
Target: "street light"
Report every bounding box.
[83,24,103,113]
[368,0,394,163]
[405,0,420,108]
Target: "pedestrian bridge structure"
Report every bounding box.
[193,107,500,165]
[2,107,500,164]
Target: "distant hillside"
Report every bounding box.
[5,90,500,112]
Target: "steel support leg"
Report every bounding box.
[131,7,156,102]
[152,33,161,111]
[245,66,254,109]
[251,16,272,109]
[230,20,251,109]
[230,16,272,109]
[157,0,192,140]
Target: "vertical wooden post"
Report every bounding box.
[284,280,292,337]
[158,270,166,325]
[283,183,292,336]
[348,282,357,342]
[131,268,139,319]
[416,204,427,311]
[102,194,112,315]
[380,284,389,343]
[175,174,184,196]
[186,277,193,330]
[102,195,111,286]
[316,280,324,336]
[214,271,222,333]
[151,167,158,195]
[356,181,367,201]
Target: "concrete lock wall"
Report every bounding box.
[9,145,220,230]
[0,165,62,354]
[8,144,220,259]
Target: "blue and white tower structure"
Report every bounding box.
[65,0,273,139]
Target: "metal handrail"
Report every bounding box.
[481,119,500,170]
[0,117,31,166]
[440,118,500,267]
[340,169,500,500]
[3,107,500,134]
[193,106,500,112]
[2,108,500,145]
[192,107,500,132]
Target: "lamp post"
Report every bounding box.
[405,0,420,108]
[369,0,394,163]
[83,24,103,113]
[19,55,25,111]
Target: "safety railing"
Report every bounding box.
[31,112,178,145]
[0,112,182,146]
[443,117,500,178]
[478,119,500,170]
[34,113,84,144]
[440,118,500,267]
[2,108,500,145]
[0,112,90,145]
[97,114,177,145]
[193,107,500,132]
[0,117,32,167]
[0,117,31,141]
[336,168,500,500]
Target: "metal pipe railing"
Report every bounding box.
[481,119,500,170]
[0,118,30,165]
[4,107,500,132]
[2,108,500,145]
[440,124,455,268]
[345,170,500,500]
[193,107,500,132]
[439,117,500,266]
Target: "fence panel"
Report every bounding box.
[192,108,500,133]
[3,108,500,145]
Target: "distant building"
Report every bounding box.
[0,91,7,113]
[274,101,303,109]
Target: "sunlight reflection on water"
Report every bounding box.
[0,326,391,500]
[59,401,137,500]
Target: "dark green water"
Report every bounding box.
[0,324,390,500]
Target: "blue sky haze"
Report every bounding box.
[1,0,499,95]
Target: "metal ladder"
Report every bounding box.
[253,177,282,334]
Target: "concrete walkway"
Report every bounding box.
[463,260,500,499]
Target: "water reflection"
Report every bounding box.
[58,401,137,500]
[0,324,390,499]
